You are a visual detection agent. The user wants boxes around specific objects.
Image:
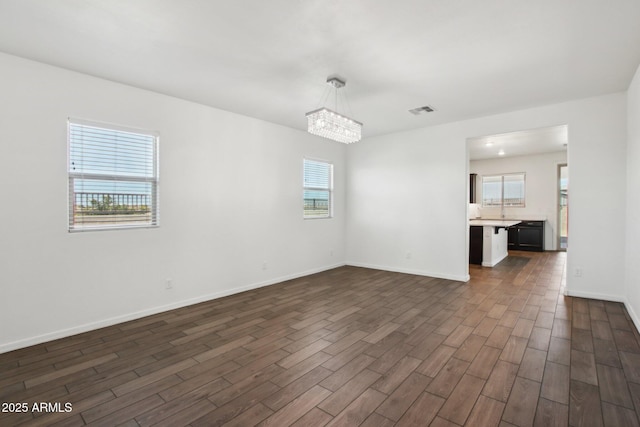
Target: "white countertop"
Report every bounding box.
[469,219,521,227]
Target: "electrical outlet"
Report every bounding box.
[262,262,268,270]
[406,252,412,259]
[165,278,173,289]
[330,249,334,256]
[575,268,582,277]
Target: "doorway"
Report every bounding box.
[558,164,568,250]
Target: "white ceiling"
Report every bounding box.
[467,125,568,160]
[1,1,639,138]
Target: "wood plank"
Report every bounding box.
[415,345,457,378]
[437,374,485,425]
[376,372,432,421]
[193,336,256,363]
[502,377,541,426]
[277,339,332,369]
[425,357,469,398]
[528,327,552,351]
[372,355,422,394]
[601,402,640,427]
[256,385,331,427]
[271,351,332,387]
[24,353,118,388]
[192,380,280,427]
[325,388,386,427]
[3,255,640,427]
[111,358,196,397]
[465,395,505,427]
[453,334,487,362]
[547,337,571,366]
[395,392,445,427]
[620,351,640,382]
[499,336,528,364]
[289,407,333,427]
[569,379,604,427]
[82,375,181,424]
[518,347,547,382]
[533,397,568,427]
[512,318,535,339]
[321,341,369,372]
[596,363,634,409]
[468,345,502,380]
[570,349,598,386]
[482,360,519,402]
[541,360,570,405]
[317,369,381,416]
[319,353,375,392]
[486,326,514,349]
[369,343,414,374]
[144,399,219,427]
[262,365,332,411]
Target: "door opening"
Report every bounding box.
[558,164,568,250]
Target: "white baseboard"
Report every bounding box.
[345,261,470,282]
[565,289,626,303]
[623,298,640,337]
[482,252,508,268]
[0,263,346,354]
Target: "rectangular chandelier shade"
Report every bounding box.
[306,107,362,144]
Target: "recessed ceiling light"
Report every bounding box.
[485,141,493,147]
[498,149,505,156]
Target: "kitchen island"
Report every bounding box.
[469,219,521,267]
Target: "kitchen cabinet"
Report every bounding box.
[470,174,477,203]
[469,226,483,265]
[508,220,544,252]
[469,220,520,266]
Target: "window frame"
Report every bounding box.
[481,172,526,208]
[303,158,333,220]
[67,118,160,232]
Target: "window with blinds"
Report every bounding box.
[303,158,333,219]
[481,173,525,207]
[68,119,159,231]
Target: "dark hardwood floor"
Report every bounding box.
[2,251,640,426]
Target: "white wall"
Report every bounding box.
[345,126,470,281]
[346,93,627,302]
[470,151,568,250]
[0,53,347,353]
[625,64,640,328]
[0,50,632,353]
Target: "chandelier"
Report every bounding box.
[306,77,362,144]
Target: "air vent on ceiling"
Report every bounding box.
[409,105,436,115]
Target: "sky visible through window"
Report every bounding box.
[68,121,158,230]
[69,124,156,196]
[303,159,331,218]
[482,173,525,207]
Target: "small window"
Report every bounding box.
[482,173,525,207]
[68,119,159,231]
[303,158,333,219]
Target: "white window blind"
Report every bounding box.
[303,159,332,219]
[68,120,159,231]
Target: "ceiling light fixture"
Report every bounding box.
[306,76,362,144]
[485,141,494,147]
[498,149,505,156]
